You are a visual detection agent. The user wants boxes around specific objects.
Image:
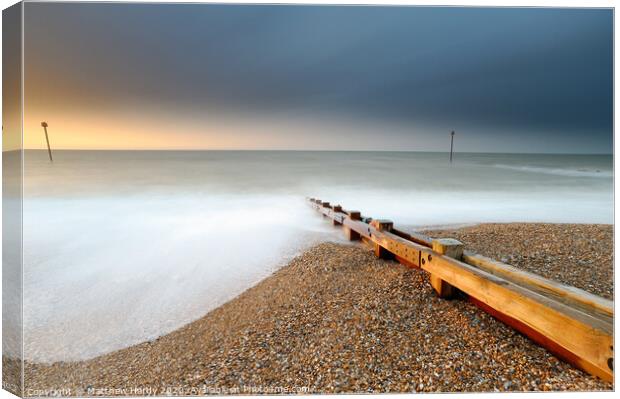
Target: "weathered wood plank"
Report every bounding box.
[420,250,613,381]
[308,198,614,382]
[463,251,613,319]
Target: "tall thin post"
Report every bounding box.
[41,121,53,162]
[449,131,455,163]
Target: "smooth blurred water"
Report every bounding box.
[22,150,613,362]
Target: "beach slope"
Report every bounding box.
[25,223,613,394]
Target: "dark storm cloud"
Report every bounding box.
[24,3,612,152]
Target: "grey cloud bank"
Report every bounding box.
[25,4,613,153]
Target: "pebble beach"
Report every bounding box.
[23,223,613,395]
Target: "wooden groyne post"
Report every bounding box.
[41,121,53,162]
[430,238,462,298]
[449,130,455,163]
[307,197,613,382]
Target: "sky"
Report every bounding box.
[21,3,613,152]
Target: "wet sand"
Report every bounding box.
[23,223,613,395]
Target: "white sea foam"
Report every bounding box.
[23,193,347,362]
[493,163,612,178]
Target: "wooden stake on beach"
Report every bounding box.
[344,211,361,241]
[41,121,53,162]
[370,219,394,259]
[430,238,463,298]
[332,205,343,225]
[449,131,455,163]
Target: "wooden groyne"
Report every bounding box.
[308,198,613,382]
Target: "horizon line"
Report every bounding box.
[16,148,614,156]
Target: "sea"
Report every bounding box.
[20,150,613,362]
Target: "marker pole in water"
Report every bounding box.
[449,131,455,163]
[41,121,53,162]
